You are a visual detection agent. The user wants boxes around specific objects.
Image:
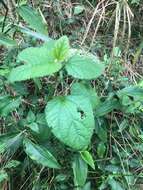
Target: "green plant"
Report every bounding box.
[0,2,143,190]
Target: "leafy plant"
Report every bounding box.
[0,1,143,190]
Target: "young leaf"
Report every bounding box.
[24,138,61,169]
[71,82,100,109]
[8,44,62,82]
[45,95,95,150]
[53,36,69,61]
[17,5,48,35]
[72,154,88,187]
[65,54,105,79]
[80,151,95,169]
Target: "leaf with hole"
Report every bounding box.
[45,95,95,150]
[71,82,100,109]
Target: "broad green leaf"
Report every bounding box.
[65,54,105,79]
[24,138,60,169]
[0,170,8,183]
[53,36,69,61]
[95,99,120,117]
[0,34,17,47]
[17,5,48,34]
[8,43,62,82]
[45,95,95,150]
[97,142,106,158]
[72,154,88,187]
[80,151,95,169]
[71,82,100,109]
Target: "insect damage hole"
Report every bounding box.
[77,108,86,119]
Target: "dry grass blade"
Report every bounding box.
[81,0,105,45]
[112,1,121,57]
[125,1,134,52]
[121,4,127,40]
[89,0,106,49]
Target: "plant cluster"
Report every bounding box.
[0,1,143,190]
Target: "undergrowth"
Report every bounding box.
[0,0,143,190]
